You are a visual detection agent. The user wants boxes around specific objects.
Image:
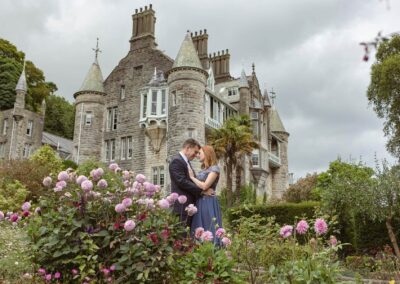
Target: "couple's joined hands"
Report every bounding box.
[188,165,215,196]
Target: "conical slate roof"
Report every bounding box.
[263,89,271,107]
[270,108,287,133]
[239,69,249,88]
[172,32,202,69]
[15,64,27,92]
[79,58,104,93]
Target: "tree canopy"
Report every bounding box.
[367,35,400,159]
[44,95,75,139]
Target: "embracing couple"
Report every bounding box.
[169,138,222,241]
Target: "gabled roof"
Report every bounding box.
[79,58,104,93]
[172,32,202,69]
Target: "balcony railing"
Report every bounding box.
[269,152,281,168]
[205,117,222,129]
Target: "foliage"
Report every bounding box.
[283,173,319,203]
[0,222,36,282]
[172,241,242,283]
[0,179,28,212]
[209,115,258,207]
[0,159,54,202]
[0,38,57,111]
[367,34,400,158]
[63,159,78,170]
[44,94,75,139]
[227,201,319,227]
[29,145,63,174]
[239,183,257,206]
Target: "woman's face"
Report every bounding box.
[198,148,205,162]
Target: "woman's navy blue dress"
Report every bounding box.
[191,165,223,244]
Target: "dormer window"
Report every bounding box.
[228,87,238,96]
[140,88,168,119]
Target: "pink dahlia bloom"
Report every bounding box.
[280,225,293,238]
[221,237,232,246]
[178,195,187,204]
[71,269,78,275]
[195,227,204,239]
[110,265,116,271]
[54,272,61,279]
[135,174,146,184]
[122,198,133,208]
[42,176,52,187]
[124,220,136,232]
[21,202,31,211]
[201,231,213,242]
[76,175,87,185]
[97,179,108,189]
[45,274,52,281]
[95,168,104,177]
[115,203,126,213]
[330,235,338,246]
[57,171,69,182]
[169,192,179,201]
[158,199,170,209]
[109,163,119,171]
[145,198,155,209]
[0,211,4,221]
[216,228,226,238]
[38,268,46,275]
[314,218,328,235]
[56,180,67,189]
[10,213,19,223]
[81,180,93,192]
[296,220,309,235]
[185,204,198,216]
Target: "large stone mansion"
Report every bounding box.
[72,5,290,198]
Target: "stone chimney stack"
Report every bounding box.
[191,29,209,70]
[209,49,232,83]
[130,4,157,51]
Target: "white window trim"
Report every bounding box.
[26,120,33,136]
[140,88,168,120]
[252,149,260,167]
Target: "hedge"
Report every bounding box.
[227,201,319,226]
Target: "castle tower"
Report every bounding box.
[72,40,106,164]
[14,63,27,109]
[270,104,289,198]
[191,29,209,70]
[239,68,250,115]
[130,4,157,51]
[166,32,208,161]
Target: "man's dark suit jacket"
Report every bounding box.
[169,154,203,225]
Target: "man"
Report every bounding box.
[169,138,212,228]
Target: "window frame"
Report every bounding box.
[2,119,8,135]
[26,120,33,136]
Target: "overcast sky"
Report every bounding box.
[1,0,399,178]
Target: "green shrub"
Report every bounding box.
[0,179,29,212]
[227,202,320,226]
[29,145,63,174]
[62,159,78,170]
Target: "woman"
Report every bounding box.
[188,145,223,244]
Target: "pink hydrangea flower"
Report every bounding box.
[0,211,4,221]
[57,171,69,181]
[109,163,119,171]
[122,198,133,208]
[76,175,87,185]
[42,176,52,187]
[280,225,293,238]
[185,204,197,216]
[122,170,130,180]
[154,185,161,192]
[54,272,61,279]
[95,168,104,177]
[81,180,93,192]
[221,237,232,246]
[21,202,31,211]
[115,203,126,213]
[38,268,46,275]
[195,227,204,239]
[169,192,179,201]
[53,186,62,192]
[56,180,67,189]
[97,179,108,189]
[114,167,121,173]
[135,174,146,184]
[201,231,213,242]
[145,198,155,209]
[124,220,136,231]
[178,195,187,204]
[296,220,309,235]
[216,228,226,238]
[314,218,328,235]
[158,199,170,209]
[45,274,52,281]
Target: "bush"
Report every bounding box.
[227,202,320,226]
[29,145,63,174]
[0,159,52,202]
[62,159,78,170]
[283,173,319,203]
[0,179,29,212]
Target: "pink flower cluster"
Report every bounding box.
[280,225,293,238]
[185,204,198,216]
[38,268,61,282]
[279,218,329,238]
[296,220,309,235]
[314,218,328,235]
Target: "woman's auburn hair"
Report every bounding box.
[201,145,218,169]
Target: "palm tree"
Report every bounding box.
[209,115,258,207]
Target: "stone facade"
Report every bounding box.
[72,5,290,199]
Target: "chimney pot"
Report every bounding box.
[222,50,225,55]
[135,9,138,13]
[204,29,207,34]
[217,51,220,56]
[200,30,203,35]
[213,52,216,57]
[145,5,148,10]
[195,31,197,36]
[140,7,143,12]
[226,49,229,54]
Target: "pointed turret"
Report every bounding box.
[270,108,287,133]
[263,89,271,107]
[172,32,203,69]
[239,68,250,115]
[239,69,249,88]
[75,59,104,96]
[14,62,27,108]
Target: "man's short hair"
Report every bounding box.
[182,138,201,149]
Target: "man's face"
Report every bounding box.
[186,146,200,161]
